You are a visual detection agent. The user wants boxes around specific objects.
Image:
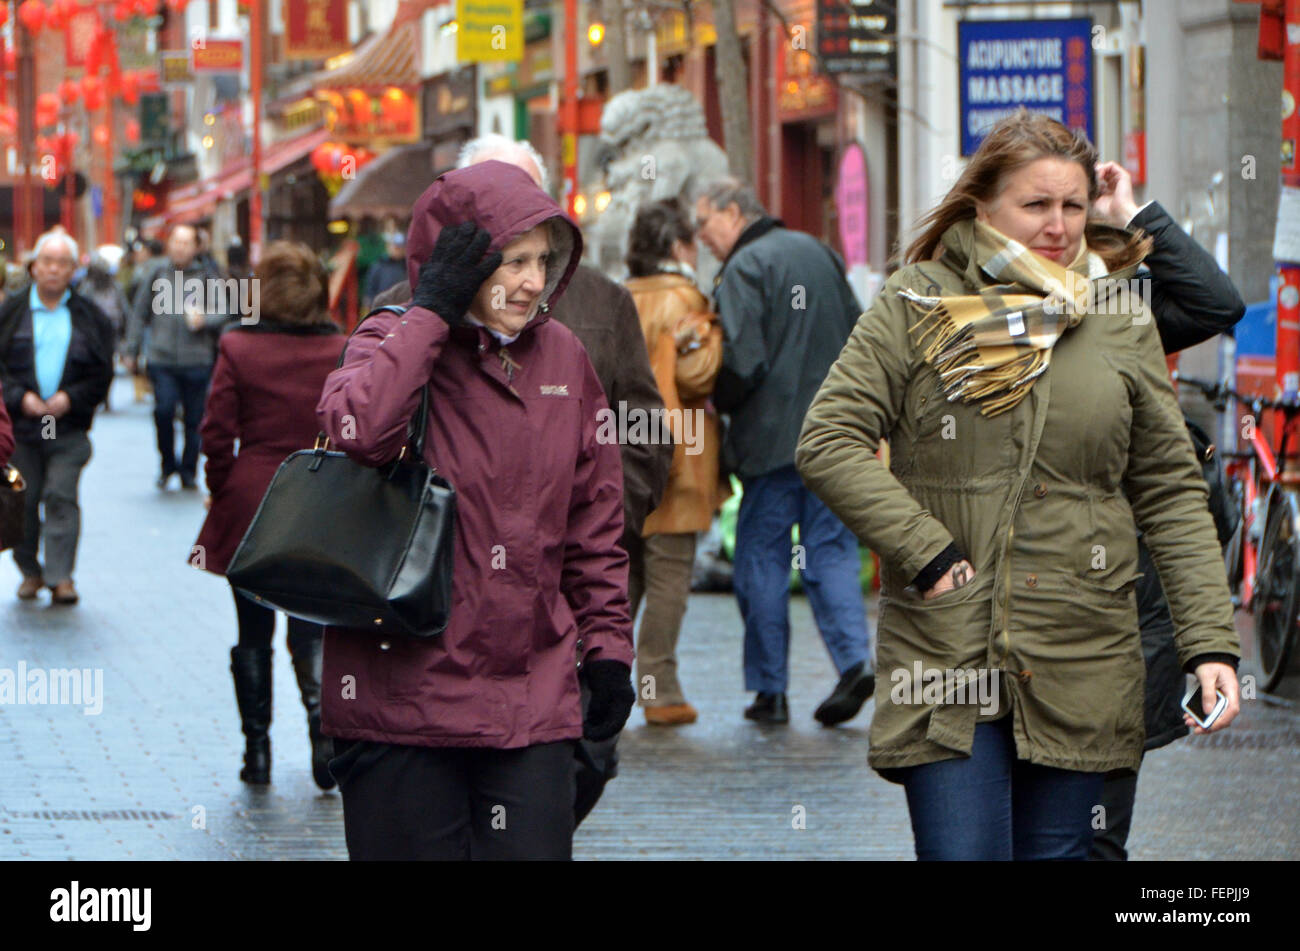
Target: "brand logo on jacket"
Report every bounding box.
[539,384,569,396]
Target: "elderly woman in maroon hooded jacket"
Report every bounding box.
[316,161,634,861]
[193,241,346,792]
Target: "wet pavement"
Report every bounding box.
[1,375,1297,860]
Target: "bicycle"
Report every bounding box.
[1174,371,1300,692]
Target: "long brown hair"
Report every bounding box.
[901,109,1151,270]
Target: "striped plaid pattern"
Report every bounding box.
[899,219,1111,417]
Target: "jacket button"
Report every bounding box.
[1025,574,1038,588]
[1033,483,1047,498]
[379,640,391,651]
[576,638,585,650]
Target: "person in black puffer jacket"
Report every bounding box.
[1089,162,1246,860]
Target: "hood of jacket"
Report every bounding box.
[405,161,583,334]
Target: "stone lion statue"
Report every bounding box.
[589,84,732,284]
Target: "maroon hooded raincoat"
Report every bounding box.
[315,161,633,749]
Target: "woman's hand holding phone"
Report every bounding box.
[1183,662,1240,734]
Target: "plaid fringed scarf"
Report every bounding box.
[900,219,1112,417]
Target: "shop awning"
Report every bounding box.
[315,19,420,91]
[163,127,333,226]
[328,142,435,219]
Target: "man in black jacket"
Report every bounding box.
[0,231,115,604]
[1089,161,1247,860]
[695,179,875,727]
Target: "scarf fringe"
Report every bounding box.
[899,224,1115,416]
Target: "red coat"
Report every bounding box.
[0,381,13,468]
[315,161,632,749]
[194,325,346,575]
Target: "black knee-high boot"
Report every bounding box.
[230,646,272,785]
[288,626,335,791]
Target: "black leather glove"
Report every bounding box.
[580,659,635,742]
[410,221,502,326]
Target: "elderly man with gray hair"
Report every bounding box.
[0,230,115,604]
[693,178,875,726]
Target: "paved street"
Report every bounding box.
[1,375,1298,860]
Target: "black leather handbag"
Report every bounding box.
[0,463,25,553]
[226,306,455,639]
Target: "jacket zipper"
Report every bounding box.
[498,347,522,398]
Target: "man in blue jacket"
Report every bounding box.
[695,179,874,726]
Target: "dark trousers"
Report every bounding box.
[330,738,577,860]
[148,363,210,480]
[1089,760,1141,861]
[10,430,92,585]
[231,586,322,650]
[900,716,1104,861]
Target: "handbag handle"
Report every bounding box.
[314,305,430,464]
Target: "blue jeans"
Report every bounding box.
[900,716,1104,860]
[734,464,870,693]
[149,364,211,480]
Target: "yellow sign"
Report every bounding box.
[456,0,524,63]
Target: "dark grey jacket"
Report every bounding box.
[124,258,230,367]
[712,218,860,480]
[1137,200,1246,751]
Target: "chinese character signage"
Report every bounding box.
[65,8,102,68]
[457,0,525,63]
[160,51,194,87]
[192,39,243,74]
[958,18,1093,156]
[777,24,836,121]
[816,0,896,78]
[286,0,350,60]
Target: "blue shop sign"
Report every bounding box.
[958,18,1094,156]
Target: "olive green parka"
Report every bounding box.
[795,218,1239,779]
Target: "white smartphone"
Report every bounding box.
[1181,685,1229,729]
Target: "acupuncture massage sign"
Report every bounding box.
[958,17,1095,156]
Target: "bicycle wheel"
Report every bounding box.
[1253,490,1300,692]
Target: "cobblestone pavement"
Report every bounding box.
[1,377,1297,860]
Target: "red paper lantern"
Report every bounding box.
[36,92,61,126]
[46,0,70,31]
[82,76,105,112]
[0,5,9,29]
[113,1,131,20]
[125,118,141,144]
[380,88,411,126]
[4,48,15,74]
[121,71,141,106]
[59,78,81,106]
[93,124,110,147]
[310,142,333,173]
[18,0,46,34]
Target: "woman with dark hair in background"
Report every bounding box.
[623,200,726,725]
[192,240,346,791]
